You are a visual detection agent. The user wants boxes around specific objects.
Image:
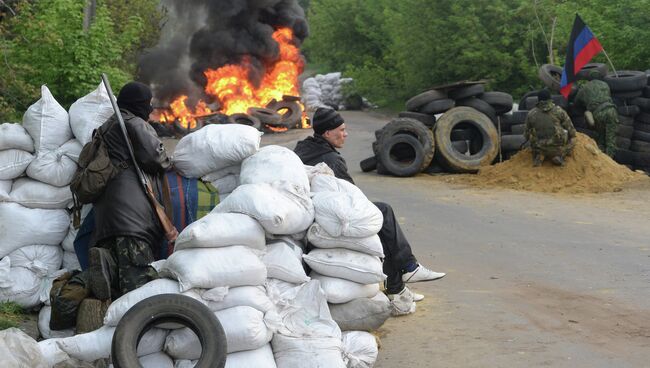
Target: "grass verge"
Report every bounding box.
[0,302,25,330]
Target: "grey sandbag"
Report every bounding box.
[329,297,391,332]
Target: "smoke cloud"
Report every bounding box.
[139,0,308,107]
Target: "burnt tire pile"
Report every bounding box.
[363,83,513,175]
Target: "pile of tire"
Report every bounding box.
[216,96,303,134]
[361,83,512,175]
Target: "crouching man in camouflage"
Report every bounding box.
[524,89,577,166]
[574,70,618,157]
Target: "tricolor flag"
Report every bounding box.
[559,14,603,98]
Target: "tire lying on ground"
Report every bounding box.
[479,91,514,115]
[247,107,282,125]
[378,134,426,177]
[377,118,435,171]
[112,294,227,368]
[360,156,377,172]
[227,113,262,131]
[398,111,436,128]
[433,107,499,173]
[266,100,302,128]
[604,70,647,92]
[499,134,526,152]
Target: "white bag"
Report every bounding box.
[0,266,49,308]
[164,306,272,357]
[0,123,34,152]
[309,272,379,304]
[26,148,78,187]
[104,279,181,326]
[62,250,81,271]
[0,328,48,368]
[0,149,34,180]
[9,177,73,209]
[201,165,241,182]
[209,174,239,194]
[186,286,274,313]
[271,334,345,368]
[161,247,267,291]
[214,182,314,235]
[22,85,72,152]
[7,244,63,276]
[240,145,310,191]
[57,325,116,362]
[61,224,78,252]
[0,179,11,201]
[139,352,174,368]
[68,82,114,146]
[312,192,383,238]
[59,139,83,163]
[310,174,365,197]
[173,124,261,178]
[304,162,334,182]
[303,249,385,284]
[329,294,392,332]
[174,213,265,251]
[307,223,384,257]
[38,306,74,339]
[263,241,309,284]
[225,344,276,368]
[0,203,69,258]
[342,331,378,368]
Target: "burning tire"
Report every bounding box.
[227,113,262,131]
[434,107,499,173]
[247,107,282,125]
[266,100,302,128]
[377,118,434,171]
[174,119,203,135]
[378,134,426,177]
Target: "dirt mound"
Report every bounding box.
[462,133,646,194]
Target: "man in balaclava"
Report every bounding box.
[574,70,618,157]
[294,108,446,316]
[524,89,576,166]
[88,81,171,301]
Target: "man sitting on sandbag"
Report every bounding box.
[294,108,445,314]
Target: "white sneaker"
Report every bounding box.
[402,264,445,283]
[387,287,417,316]
[410,288,425,302]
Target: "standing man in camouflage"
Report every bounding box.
[574,70,618,157]
[524,89,577,166]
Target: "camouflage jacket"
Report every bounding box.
[574,79,614,112]
[525,100,576,147]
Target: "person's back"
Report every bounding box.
[525,90,575,166]
[574,70,618,157]
[575,78,612,112]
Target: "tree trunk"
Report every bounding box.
[83,0,96,33]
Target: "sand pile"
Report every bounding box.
[462,133,646,194]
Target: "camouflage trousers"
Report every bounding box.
[594,105,618,157]
[531,134,574,160]
[96,236,158,297]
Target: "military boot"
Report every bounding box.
[532,153,543,167]
[551,156,565,166]
[88,247,117,301]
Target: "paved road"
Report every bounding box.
[265,110,650,368]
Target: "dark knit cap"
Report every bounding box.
[312,107,344,135]
[117,81,153,121]
[538,89,551,102]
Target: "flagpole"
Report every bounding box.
[600,48,618,78]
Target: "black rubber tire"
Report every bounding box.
[450,128,476,141]
[197,113,229,126]
[449,84,485,101]
[632,129,650,143]
[266,101,302,128]
[524,95,568,110]
[631,97,650,112]
[500,134,526,152]
[644,86,650,98]
[613,149,635,165]
[510,123,526,135]
[619,115,634,126]
[456,98,497,122]
[495,114,516,132]
[635,151,650,167]
[360,156,377,172]
[433,107,499,173]
[615,137,631,150]
[377,134,426,177]
[418,98,455,115]
[635,122,650,133]
[576,127,598,139]
[637,112,650,125]
[227,113,262,131]
[604,70,647,92]
[405,89,447,112]
[612,90,643,99]
[480,92,514,114]
[247,107,282,125]
[451,140,469,153]
[377,118,435,171]
[618,104,640,117]
[174,119,204,135]
[111,294,227,368]
[572,116,588,129]
[631,140,650,153]
[374,128,384,141]
[512,110,528,124]
[617,124,634,139]
[518,91,538,110]
[282,95,301,102]
[538,64,563,92]
[398,111,436,128]
[576,63,609,80]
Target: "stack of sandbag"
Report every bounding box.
[302,72,354,111]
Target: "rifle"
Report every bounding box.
[101,73,179,245]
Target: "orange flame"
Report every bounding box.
[162,27,304,129]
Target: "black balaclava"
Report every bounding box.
[117,81,153,121]
[538,89,551,102]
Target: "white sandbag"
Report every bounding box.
[22,85,72,152]
[0,179,11,200]
[174,360,197,368]
[329,294,392,332]
[104,278,181,326]
[307,223,384,257]
[214,182,314,235]
[26,148,78,187]
[263,241,309,283]
[310,272,379,304]
[161,247,266,291]
[342,331,378,368]
[265,278,303,306]
[272,334,346,368]
[62,250,81,271]
[174,213,265,251]
[9,177,73,209]
[0,266,48,308]
[303,249,385,284]
[201,165,241,182]
[56,325,114,361]
[240,145,310,191]
[68,82,114,146]
[173,124,261,178]
[310,174,365,197]
[0,202,68,258]
[7,244,63,276]
[0,123,34,152]
[38,306,74,339]
[304,162,334,182]
[140,352,174,368]
[312,192,383,238]
[0,149,34,180]
[165,306,272,358]
[209,174,239,194]
[225,344,276,368]
[137,328,169,357]
[0,328,48,368]
[60,138,83,163]
[61,223,77,252]
[38,337,70,367]
[186,286,274,313]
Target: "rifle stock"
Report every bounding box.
[146,182,179,243]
